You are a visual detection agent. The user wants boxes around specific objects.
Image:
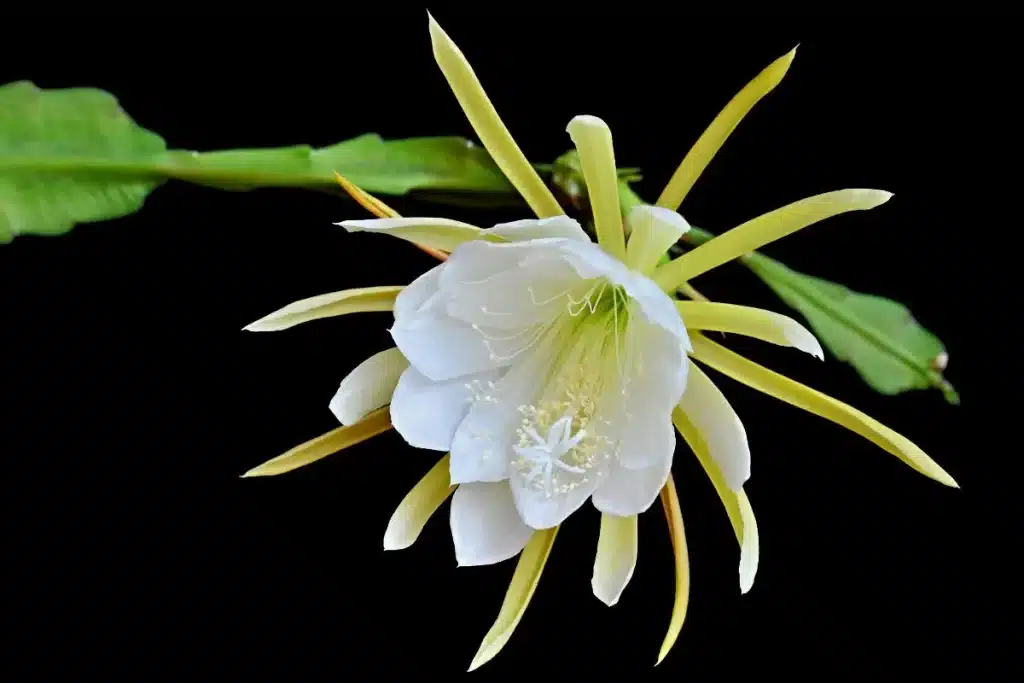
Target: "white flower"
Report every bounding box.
[241,14,956,673]
[382,210,691,547]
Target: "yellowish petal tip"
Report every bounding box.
[864,189,894,206]
[427,12,445,45]
[566,114,609,135]
[467,651,489,673]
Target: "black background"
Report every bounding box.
[1,11,1008,679]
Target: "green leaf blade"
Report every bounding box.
[0,81,168,242]
[747,256,958,404]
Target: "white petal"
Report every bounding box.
[592,449,672,516]
[390,304,508,382]
[592,514,639,606]
[678,361,751,490]
[390,366,501,451]
[451,482,533,566]
[487,216,591,242]
[329,348,409,426]
[394,266,443,319]
[439,238,561,293]
[393,264,507,382]
[443,250,580,331]
[625,205,691,275]
[614,316,688,469]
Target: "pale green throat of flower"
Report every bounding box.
[496,284,634,500]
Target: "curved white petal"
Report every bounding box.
[394,267,443,319]
[329,348,409,426]
[677,361,751,490]
[391,366,501,451]
[592,514,638,606]
[451,482,533,566]
[444,255,580,331]
[625,205,690,275]
[391,306,508,382]
[592,449,672,516]
[488,216,591,242]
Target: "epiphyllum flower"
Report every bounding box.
[243,15,956,671]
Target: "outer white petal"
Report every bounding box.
[390,301,509,382]
[678,361,751,490]
[329,347,409,426]
[390,366,501,451]
[592,447,673,516]
[451,482,533,566]
[394,267,443,319]
[487,216,591,242]
[394,264,503,382]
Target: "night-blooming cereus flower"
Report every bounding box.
[242,15,957,672]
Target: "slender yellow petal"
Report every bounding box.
[566,115,626,260]
[427,15,563,219]
[244,286,403,332]
[468,527,558,672]
[673,406,759,593]
[689,334,958,487]
[337,216,498,253]
[592,514,638,607]
[655,189,893,291]
[625,204,690,274]
[656,474,690,665]
[677,301,823,359]
[334,170,448,261]
[656,47,797,210]
[383,454,456,550]
[241,406,391,477]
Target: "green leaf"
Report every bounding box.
[0,81,168,243]
[0,81,517,243]
[746,257,958,404]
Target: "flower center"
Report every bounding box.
[509,286,633,498]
